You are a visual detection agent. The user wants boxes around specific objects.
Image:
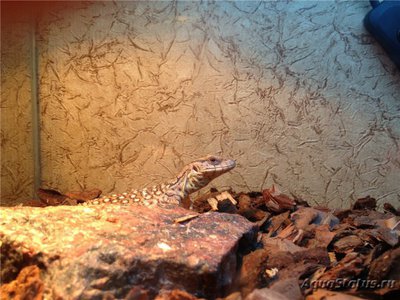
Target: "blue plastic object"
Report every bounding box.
[364,1,400,69]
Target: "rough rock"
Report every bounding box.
[0,204,257,299]
[0,265,44,300]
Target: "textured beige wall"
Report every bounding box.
[1,23,34,205]
[4,1,399,208]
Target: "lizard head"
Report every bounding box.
[188,155,236,182]
[169,155,236,199]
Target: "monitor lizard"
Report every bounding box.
[82,155,236,207]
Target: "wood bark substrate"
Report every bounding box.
[1,186,399,300]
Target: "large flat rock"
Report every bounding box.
[0,204,257,299]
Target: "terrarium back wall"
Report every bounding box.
[1,21,34,204]
[19,1,400,207]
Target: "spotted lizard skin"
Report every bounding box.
[83,155,236,207]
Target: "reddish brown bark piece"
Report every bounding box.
[333,235,364,254]
[238,246,329,297]
[217,198,238,214]
[275,223,299,240]
[368,227,399,247]
[319,252,364,282]
[125,286,150,300]
[333,209,352,222]
[0,265,44,300]
[344,210,392,228]
[291,207,339,230]
[155,289,200,300]
[66,188,102,201]
[270,277,303,300]
[312,225,337,248]
[368,247,400,288]
[22,199,47,207]
[352,196,377,210]
[261,236,304,253]
[266,248,330,273]
[265,211,291,237]
[262,185,296,213]
[238,248,269,296]
[0,205,257,299]
[383,203,400,216]
[192,189,218,212]
[245,287,291,300]
[278,208,339,248]
[237,193,254,211]
[291,207,319,230]
[221,292,242,300]
[306,289,369,300]
[36,188,69,206]
[237,193,270,223]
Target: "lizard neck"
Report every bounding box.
[167,169,210,201]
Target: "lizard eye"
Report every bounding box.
[208,156,219,164]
